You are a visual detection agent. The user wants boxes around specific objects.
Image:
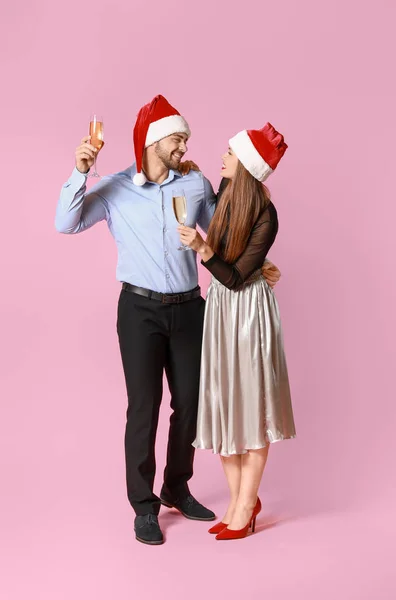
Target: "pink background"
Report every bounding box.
[1,0,395,598]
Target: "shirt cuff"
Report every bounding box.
[73,166,90,179]
[63,166,89,188]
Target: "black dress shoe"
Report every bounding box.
[134,514,164,545]
[160,492,216,521]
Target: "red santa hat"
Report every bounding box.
[132,94,191,186]
[229,123,288,182]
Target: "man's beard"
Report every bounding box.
[155,142,182,170]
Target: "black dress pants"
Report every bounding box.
[117,289,205,516]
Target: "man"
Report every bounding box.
[55,95,280,545]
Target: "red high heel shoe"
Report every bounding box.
[208,521,227,534]
[215,497,262,541]
[209,499,261,535]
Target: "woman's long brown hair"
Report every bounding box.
[206,161,271,263]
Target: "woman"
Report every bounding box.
[178,123,296,541]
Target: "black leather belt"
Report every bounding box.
[122,283,201,304]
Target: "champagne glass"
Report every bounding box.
[88,114,104,178]
[172,188,191,251]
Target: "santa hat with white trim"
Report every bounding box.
[132,94,191,186]
[229,123,288,182]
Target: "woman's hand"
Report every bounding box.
[179,160,200,176]
[178,226,206,252]
[261,260,281,288]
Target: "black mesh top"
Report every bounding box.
[202,179,279,290]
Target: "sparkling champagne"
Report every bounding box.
[173,196,187,225]
[89,119,104,150]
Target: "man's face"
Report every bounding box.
[154,133,188,170]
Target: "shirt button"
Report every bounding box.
[163,227,167,232]
[165,250,169,256]
[166,274,170,279]
[162,205,165,211]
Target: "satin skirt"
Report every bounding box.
[193,271,296,456]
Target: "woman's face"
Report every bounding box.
[221,147,239,179]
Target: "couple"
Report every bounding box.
[55,94,296,545]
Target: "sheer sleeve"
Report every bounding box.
[202,203,278,290]
[196,177,229,233]
[217,177,230,198]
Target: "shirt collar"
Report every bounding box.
[130,163,182,185]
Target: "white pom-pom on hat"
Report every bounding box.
[133,172,147,186]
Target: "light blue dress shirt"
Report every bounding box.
[55,163,217,293]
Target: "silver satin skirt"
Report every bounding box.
[193,271,296,456]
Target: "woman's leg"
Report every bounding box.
[220,454,242,523]
[228,446,270,530]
